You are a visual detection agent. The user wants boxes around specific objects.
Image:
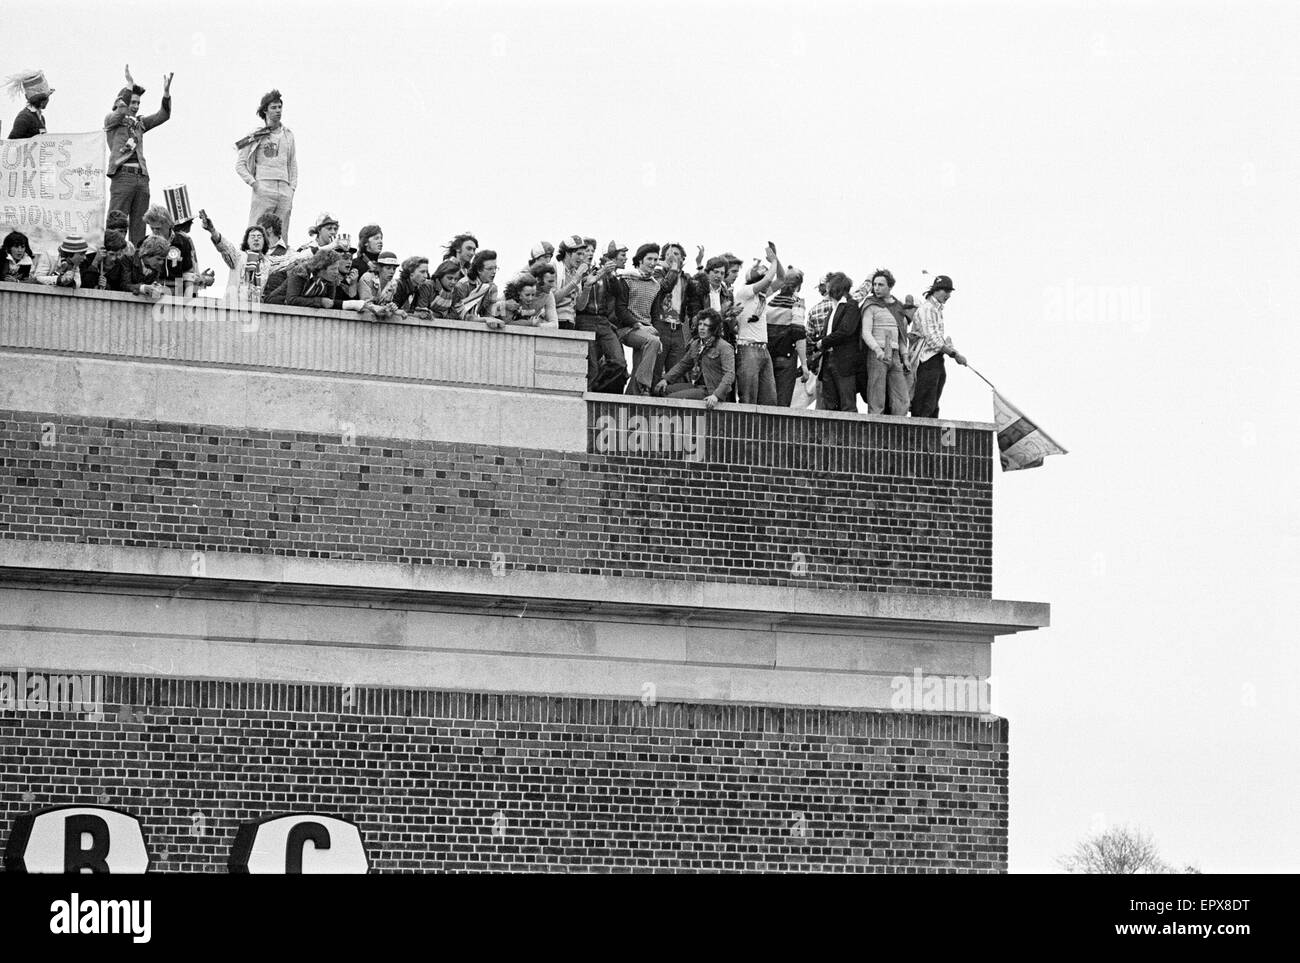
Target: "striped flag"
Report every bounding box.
[993,390,1067,471]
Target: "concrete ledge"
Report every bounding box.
[0,539,1049,633]
[0,354,587,451]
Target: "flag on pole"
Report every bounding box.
[992,390,1068,471]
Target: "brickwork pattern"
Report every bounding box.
[0,675,1009,873]
[0,411,993,596]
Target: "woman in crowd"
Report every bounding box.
[201,212,272,293]
[415,258,462,319]
[655,308,735,409]
[390,256,430,313]
[1,230,49,282]
[453,249,500,323]
[353,224,384,279]
[497,273,559,327]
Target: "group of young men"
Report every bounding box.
[2,67,967,418]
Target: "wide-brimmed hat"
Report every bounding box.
[58,234,90,256]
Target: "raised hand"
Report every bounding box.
[163,72,174,95]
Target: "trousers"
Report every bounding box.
[736,343,778,405]
[866,347,912,415]
[108,171,151,246]
[248,180,295,240]
[575,313,627,388]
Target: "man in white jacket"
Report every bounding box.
[235,89,298,240]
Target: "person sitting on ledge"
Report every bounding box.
[442,233,478,279]
[414,258,460,318]
[654,308,735,409]
[454,249,501,324]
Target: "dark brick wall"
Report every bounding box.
[0,674,1009,873]
[0,409,993,596]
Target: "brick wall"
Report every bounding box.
[0,410,993,596]
[0,673,1009,873]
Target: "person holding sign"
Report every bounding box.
[104,65,174,246]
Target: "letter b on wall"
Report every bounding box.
[3,806,151,873]
[229,814,369,874]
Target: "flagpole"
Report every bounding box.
[963,363,998,391]
[964,363,1069,454]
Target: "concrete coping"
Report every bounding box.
[0,540,1049,635]
[0,280,592,341]
[585,391,996,431]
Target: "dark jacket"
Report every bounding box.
[649,267,692,327]
[281,267,347,309]
[604,274,638,331]
[663,336,735,401]
[7,106,45,139]
[820,299,868,377]
[104,95,172,177]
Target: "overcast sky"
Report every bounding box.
[5,0,1298,872]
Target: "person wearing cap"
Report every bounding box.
[235,89,298,242]
[5,70,53,139]
[856,269,915,417]
[104,65,174,246]
[296,212,342,256]
[817,272,869,412]
[615,243,666,396]
[553,235,593,331]
[42,234,98,289]
[359,251,400,303]
[526,241,555,271]
[908,274,966,418]
[732,243,785,406]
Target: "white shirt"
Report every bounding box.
[733,278,768,344]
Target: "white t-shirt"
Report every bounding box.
[733,278,767,344]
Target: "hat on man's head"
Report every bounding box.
[58,234,89,256]
[926,274,955,293]
[603,240,628,261]
[557,235,586,257]
[308,212,340,236]
[528,241,555,261]
[376,251,400,268]
[4,70,54,102]
[632,242,660,266]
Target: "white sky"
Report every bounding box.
[5,0,1298,873]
